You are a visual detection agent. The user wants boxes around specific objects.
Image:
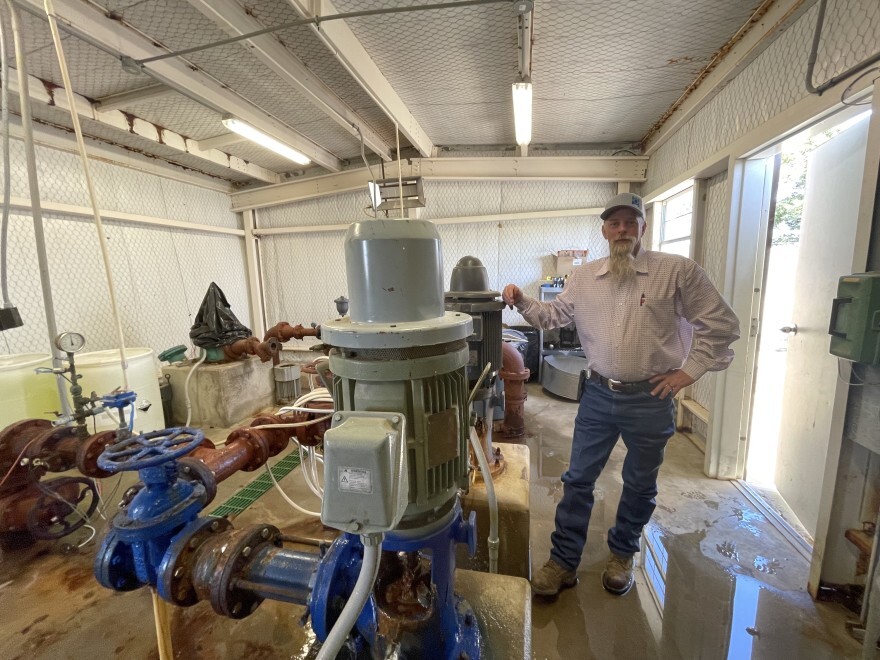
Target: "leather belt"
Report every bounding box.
[585,369,655,394]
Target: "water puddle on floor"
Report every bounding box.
[640,524,856,659]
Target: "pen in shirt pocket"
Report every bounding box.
[640,292,646,306]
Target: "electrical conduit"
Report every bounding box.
[315,534,383,660]
[44,0,129,390]
[5,1,70,415]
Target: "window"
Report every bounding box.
[655,185,694,257]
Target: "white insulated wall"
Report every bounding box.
[643,0,879,429]
[256,179,619,330]
[644,0,879,196]
[1,138,249,364]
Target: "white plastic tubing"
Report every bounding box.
[315,534,383,660]
[469,423,499,574]
[44,0,129,389]
[183,349,207,428]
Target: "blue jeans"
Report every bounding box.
[549,380,675,570]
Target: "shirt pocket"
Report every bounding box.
[640,296,676,337]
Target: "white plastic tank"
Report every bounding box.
[72,348,165,433]
[0,353,57,429]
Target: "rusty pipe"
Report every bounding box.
[499,341,529,439]
[0,420,80,493]
[223,336,281,362]
[264,322,318,343]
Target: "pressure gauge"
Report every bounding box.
[55,332,86,354]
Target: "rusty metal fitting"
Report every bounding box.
[264,322,318,343]
[223,336,281,363]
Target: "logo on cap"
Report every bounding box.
[631,195,641,208]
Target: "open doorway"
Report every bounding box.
[744,109,872,537]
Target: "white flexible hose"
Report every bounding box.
[184,349,206,428]
[249,415,332,430]
[470,424,499,574]
[0,11,11,307]
[44,0,129,389]
[316,535,383,660]
[265,461,320,517]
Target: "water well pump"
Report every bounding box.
[93,218,482,658]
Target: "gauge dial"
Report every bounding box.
[55,332,86,354]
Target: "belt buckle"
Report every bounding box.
[607,378,623,393]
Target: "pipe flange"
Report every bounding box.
[0,418,51,455]
[212,524,281,619]
[158,516,232,606]
[76,430,118,478]
[177,457,218,505]
[225,428,271,471]
[26,425,78,471]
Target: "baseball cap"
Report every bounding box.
[601,193,645,220]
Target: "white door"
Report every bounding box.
[773,119,870,537]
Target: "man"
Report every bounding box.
[502,192,739,597]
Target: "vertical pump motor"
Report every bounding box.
[318,219,481,658]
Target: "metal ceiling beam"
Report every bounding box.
[95,83,177,112]
[196,132,247,151]
[230,156,648,212]
[27,0,343,172]
[9,67,282,184]
[285,0,434,157]
[642,0,815,155]
[186,0,394,162]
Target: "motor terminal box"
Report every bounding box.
[321,411,408,535]
[829,272,880,364]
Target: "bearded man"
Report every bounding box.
[502,192,740,597]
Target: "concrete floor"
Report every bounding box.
[525,384,862,660]
[0,383,866,659]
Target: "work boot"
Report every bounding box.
[602,554,634,595]
[531,559,577,596]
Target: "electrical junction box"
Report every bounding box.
[321,411,409,535]
[829,272,880,364]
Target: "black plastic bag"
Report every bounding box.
[189,282,252,348]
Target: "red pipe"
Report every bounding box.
[499,341,530,438]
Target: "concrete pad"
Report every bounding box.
[458,443,531,578]
[162,358,274,428]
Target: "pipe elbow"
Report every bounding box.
[500,341,529,381]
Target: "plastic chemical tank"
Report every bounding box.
[71,348,164,432]
[0,353,55,427]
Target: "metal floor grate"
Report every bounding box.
[209,452,302,519]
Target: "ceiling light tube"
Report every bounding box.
[221,116,311,165]
[512,80,532,147]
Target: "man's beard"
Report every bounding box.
[608,238,637,282]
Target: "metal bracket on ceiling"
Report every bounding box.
[516,4,533,81]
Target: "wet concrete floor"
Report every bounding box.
[525,385,862,660]
[0,384,865,659]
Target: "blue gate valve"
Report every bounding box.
[94,427,208,593]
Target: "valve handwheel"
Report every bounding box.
[97,427,205,473]
[27,477,99,540]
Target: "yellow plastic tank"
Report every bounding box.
[72,348,165,433]
[0,353,58,429]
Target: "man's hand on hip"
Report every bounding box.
[502,284,523,309]
[649,369,695,399]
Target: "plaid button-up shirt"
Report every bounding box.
[516,249,740,382]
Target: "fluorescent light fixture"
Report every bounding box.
[512,80,532,147]
[221,116,311,165]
